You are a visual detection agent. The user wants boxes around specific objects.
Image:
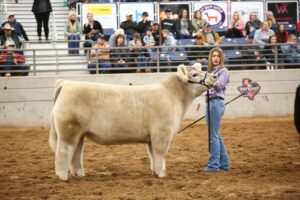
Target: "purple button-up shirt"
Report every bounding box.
[208,65,230,99]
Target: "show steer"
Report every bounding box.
[49,64,218,181]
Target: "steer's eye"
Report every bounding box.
[192,73,198,77]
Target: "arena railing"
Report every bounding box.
[0,42,299,77]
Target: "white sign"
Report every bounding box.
[231,1,264,23]
[81,3,117,31]
[119,3,155,23]
[194,2,228,27]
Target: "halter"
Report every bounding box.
[187,72,209,88]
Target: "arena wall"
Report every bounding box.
[0,69,299,127]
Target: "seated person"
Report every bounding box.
[226,11,245,38]
[130,38,150,73]
[161,29,176,53]
[175,8,193,39]
[187,35,208,66]
[0,14,29,41]
[242,35,265,69]
[281,34,300,64]
[82,13,103,50]
[245,11,261,36]
[87,35,111,74]
[110,34,130,73]
[137,11,152,35]
[120,13,138,40]
[254,21,275,46]
[199,22,222,46]
[108,29,128,47]
[263,35,282,69]
[276,24,289,43]
[151,22,160,46]
[0,23,22,49]
[143,27,156,54]
[0,41,30,76]
[128,32,140,49]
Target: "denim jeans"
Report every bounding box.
[205,99,229,170]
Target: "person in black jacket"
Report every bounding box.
[0,24,22,49]
[82,12,103,52]
[31,0,52,41]
[161,8,175,36]
[175,8,193,39]
[137,11,152,35]
[0,14,29,41]
[120,13,138,40]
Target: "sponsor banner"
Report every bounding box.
[194,2,228,28]
[231,1,264,23]
[82,4,117,31]
[119,3,155,23]
[267,1,298,24]
[159,2,191,21]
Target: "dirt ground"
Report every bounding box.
[0,117,299,200]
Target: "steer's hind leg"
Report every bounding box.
[146,143,154,173]
[70,136,85,177]
[151,133,172,178]
[55,136,79,181]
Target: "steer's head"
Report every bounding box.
[177,63,218,95]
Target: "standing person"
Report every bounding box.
[65,11,81,55]
[204,47,230,173]
[32,0,53,41]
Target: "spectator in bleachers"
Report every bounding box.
[87,34,111,74]
[111,34,130,73]
[282,34,300,64]
[263,35,282,69]
[175,8,193,39]
[109,29,127,47]
[128,32,141,49]
[83,13,103,50]
[138,12,152,35]
[199,22,222,46]
[143,27,155,47]
[65,11,81,55]
[151,22,160,46]
[266,11,277,32]
[130,38,150,73]
[67,0,79,10]
[161,8,176,35]
[276,24,289,43]
[32,0,53,41]
[245,11,261,36]
[0,14,29,41]
[225,11,245,38]
[191,10,207,37]
[161,29,176,53]
[187,35,208,66]
[242,35,265,68]
[120,13,138,40]
[297,20,300,36]
[0,41,29,77]
[0,24,22,49]
[254,21,275,45]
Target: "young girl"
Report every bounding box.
[204,47,230,172]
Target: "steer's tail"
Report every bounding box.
[49,79,64,153]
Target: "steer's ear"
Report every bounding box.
[191,63,202,71]
[177,64,188,82]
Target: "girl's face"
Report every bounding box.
[182,10,187,18]
[270,36,277,43]
[117,37,124,45]
[70,14,76,21]
[196,11,201,19]
[262,22,269,30]
[233,13,239,21]
[212,51,221,66]
[279,25,284,32]
[250,13,256,20]
[162,31,168,38]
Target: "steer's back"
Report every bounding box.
[53,79,184,144]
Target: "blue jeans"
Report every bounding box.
[88,61,111,74]
[205,99,229,170]
[68,35,80,55]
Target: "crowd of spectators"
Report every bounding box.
[1,1,300,75]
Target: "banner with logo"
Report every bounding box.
[267,1,299,24]
[119,3,155,23]
[231,1,264,23]
[194,2,228,28]
[159,2,191,21]
[81,4,117,31]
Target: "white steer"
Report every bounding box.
[49,64,218,180]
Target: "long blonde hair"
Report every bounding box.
[207,47,225,73]
[68,11,77,33]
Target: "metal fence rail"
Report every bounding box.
[0,41,299,77]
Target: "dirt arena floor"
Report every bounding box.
[0,117,299,200]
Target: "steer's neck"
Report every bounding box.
[163,75,194,111]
